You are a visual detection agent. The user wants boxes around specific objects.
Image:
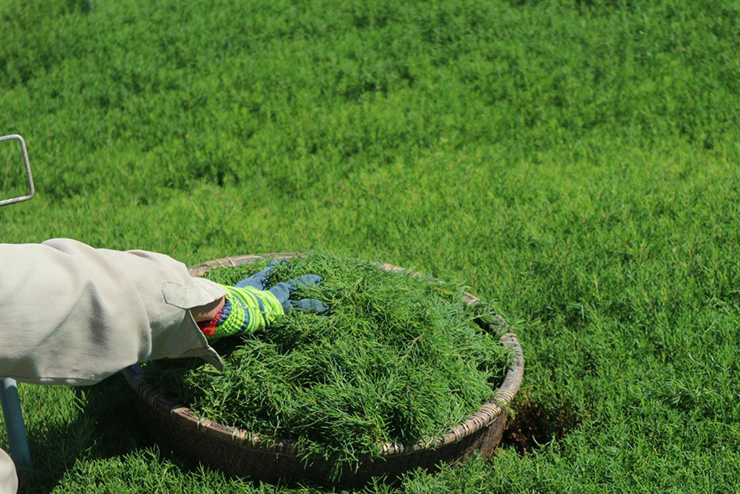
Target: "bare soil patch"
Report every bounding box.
[502,395,580,454]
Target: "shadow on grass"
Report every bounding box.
[16,374,144,493]
[501,393,581,454]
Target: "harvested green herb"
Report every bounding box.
[145,253,510,477]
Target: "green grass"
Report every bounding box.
[1,0,739,492]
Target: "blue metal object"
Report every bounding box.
[1,134,35,470]
[0,379,31,468]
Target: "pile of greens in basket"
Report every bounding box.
[143,253,511,475]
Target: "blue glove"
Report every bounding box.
[236,261,329,313]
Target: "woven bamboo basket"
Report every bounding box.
[123,254,524,486]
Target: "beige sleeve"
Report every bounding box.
[0,238,226,386]
[0,449,17,494]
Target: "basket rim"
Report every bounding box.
[124,253,524,459]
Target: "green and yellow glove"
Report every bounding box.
[199,263,328,339]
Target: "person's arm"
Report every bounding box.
[190,297,226,323]
[0,239,226,385]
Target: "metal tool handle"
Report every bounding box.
[0,134,35,206]
[1,379,31,469]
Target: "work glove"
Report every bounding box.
[201,261,328,340]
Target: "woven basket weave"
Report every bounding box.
[123,254,524,486]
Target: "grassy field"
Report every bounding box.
[1,0,739,492]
